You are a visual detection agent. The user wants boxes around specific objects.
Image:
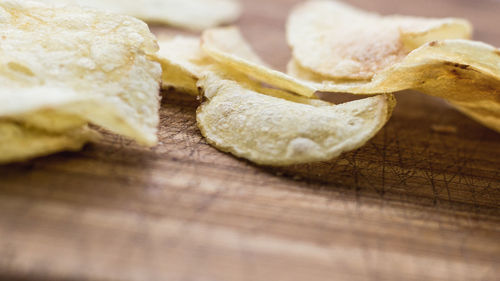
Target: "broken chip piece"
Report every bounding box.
[287,0,472,80]
[289,40,500,133]
[197,74,396,166]
[0,0,161,163]
[36,0,242,30]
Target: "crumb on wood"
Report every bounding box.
[431,124,458,134]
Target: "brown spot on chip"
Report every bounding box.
[444,61,470,70]
[494,49,500,56]
[449,69,461,78]
[429,41,438,47]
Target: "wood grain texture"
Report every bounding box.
[1,0,499,280]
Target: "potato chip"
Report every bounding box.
[155,34,331,109]
[0,121,97,164]
[155,36,214,95]
[197,74,396,166]
[155,35,274,97]
[289,40,500,133]
[0,0,162,146]
[287,0,472,80]
[10,109,88,134]
[201,26,318,97]
[156,30,395,165]
[36,0,241,30]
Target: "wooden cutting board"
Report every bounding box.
[1,0,499,280]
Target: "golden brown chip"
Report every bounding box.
[289,40,500,133]
[35,0,242,30]
[0,0,162,146]
[197,74,396,166]
[287,0,472,80]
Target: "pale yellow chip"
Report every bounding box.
[36,0,241,30]
[289,40,500,133]
[156,29,394,166]
[0,120,98,164]
[156,36,214,95]
[155,35,277,97]
[0,0,162,146]
[201,26,318,98]
[197,74,396,166]
[287,0,472,80]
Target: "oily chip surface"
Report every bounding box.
[0,0,162,146]
[289,40,500,133]
[287,0,472,80]
[197,74,396,166]
[37,0,241,30]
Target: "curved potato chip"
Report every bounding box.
[196,74,396,166]
[155,35,276,97]
[11,110,87,134]
[155,32,330,107]
[156,36,214,95]
[202,27,266,65]
[287,0,472,80]
[37,0,241,30]
[201,26,318,98]
[0,0,162,146]
[0,121,98,164]
[290,40,500,133]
